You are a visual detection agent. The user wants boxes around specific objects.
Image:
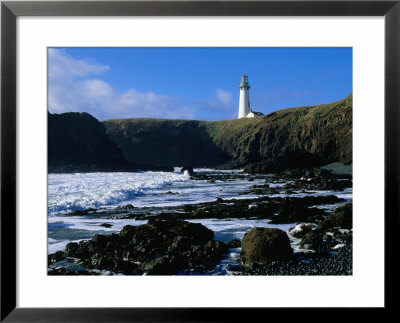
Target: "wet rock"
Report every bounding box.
[248,203,258,210]
[227,239,241,248]
[289,223,319,238]
[240,228,293,266]
[100,223,113,228]
[144,256,179,275]
[280,167,352,191]
[270,202,323,224]
[181,166,194,176]
[116,204,134,210]
[298,232,323,251]
[48,251,67,264]
[279,168,305,179]
[183,204,196,212]
[296,195,343,205]
[64,216,228,275]
[67,207,97,216]
[322,203,352,230]
[65,242,79,257]
[91,234,109,250]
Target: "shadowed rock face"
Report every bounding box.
[240,227,293,266]
[103,94,352,171]
[48,112,127,167]
[103,118,232,167]
[48,112,173,173]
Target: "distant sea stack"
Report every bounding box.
[48,112,172,173]
[104,94,352,172]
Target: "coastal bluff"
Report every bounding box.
[103,94,352,172]
[48,111,172,173]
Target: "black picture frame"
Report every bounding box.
[1,0,399,321]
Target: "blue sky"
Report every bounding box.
[48,47,352,121]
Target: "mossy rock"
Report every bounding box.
[240,227,293,266]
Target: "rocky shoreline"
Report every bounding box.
[48,167,352,276]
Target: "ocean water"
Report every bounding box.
[48,169,352,274]
[48,169,265,215]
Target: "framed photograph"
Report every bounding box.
[1,0,398,321]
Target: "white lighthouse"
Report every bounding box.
[238,73,251,119]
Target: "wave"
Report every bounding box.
[48,171,188,215]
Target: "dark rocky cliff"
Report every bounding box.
[48,112,172,173]
[102,119,231,168]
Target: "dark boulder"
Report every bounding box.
[240,228,293,266]
[322,203,352,230]
[48,251,66,264]
[298,232,323,251]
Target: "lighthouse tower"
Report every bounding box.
[238,73,251,119]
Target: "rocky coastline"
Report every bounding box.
[48,167,352,276]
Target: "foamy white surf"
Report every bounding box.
[48,170,267,215]
[48,171,189,214]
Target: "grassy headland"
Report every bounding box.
[103,94,352,172]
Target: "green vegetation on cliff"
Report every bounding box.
[103,94,352,171]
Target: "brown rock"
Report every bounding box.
[240,227,293,266]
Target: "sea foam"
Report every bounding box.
[48,171,187,215]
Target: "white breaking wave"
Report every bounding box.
[48,171,188,215]
[48,170,267,215]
